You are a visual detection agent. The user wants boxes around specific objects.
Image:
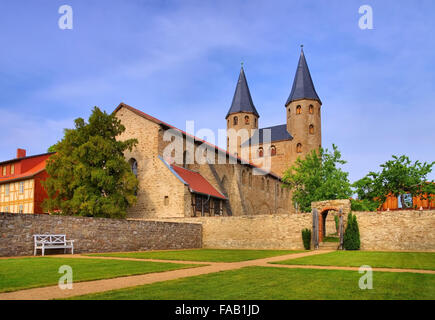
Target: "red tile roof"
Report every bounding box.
[0,153,52,184]
[171,164,226,200]
[114,102,281,180]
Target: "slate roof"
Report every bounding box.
[226,67,260,119]
[114,103,282,179]
[286,48,321,106]
[170,164,227,200]
[242,124,293,146]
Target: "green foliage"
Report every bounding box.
[301,229,311,250]
[282,144,352,212]
[353,155,435,208]
[42,106,139,218]
[343,213,360,250]
[350,199,379,212]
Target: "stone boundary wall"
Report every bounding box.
[159,214,313,250]
[160,210,435,251]
[0,213,202,257]
[353,210,435,251]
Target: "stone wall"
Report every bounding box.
[161,209,435,251]
[353,210,435,251]
[160,213,312,250]
[0,213,202,257]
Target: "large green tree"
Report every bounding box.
[282,145,352,212]
[353,155,435,208]
[43,107,138,218]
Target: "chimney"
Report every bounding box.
[16,148,26,159]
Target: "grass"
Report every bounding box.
[86,249,303,262]
[0,257,199,293]
[322,236,340,243]
[273,251,435,270]
[69,266,435,300]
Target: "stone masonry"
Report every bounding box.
[0,213,202,257]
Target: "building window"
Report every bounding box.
[129,158,138,178]
[296,143,302,153]
[164,196,169,206]
[271,145,277,156]
[19,182,24,194]
[11,164,14,175]
[249,172,252,187]
[254,118,257,126]
[244,115,250,125]
[309,105,314,114]
[5,207,9,213]
[19,205,23,214]
[233,116,238,125]
[5,184,9,196]
[296,105,302,114]
[309,124,314,134]
[258,147,264,158]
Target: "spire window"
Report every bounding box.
[233,116,238,125]
[309,105,314,114]
[309,125,314,134]
[244,115,250,125]
[296,143,302,153]
[296,105,302,115]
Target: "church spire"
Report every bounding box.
[285,47,321,106]
[226,66,260,119]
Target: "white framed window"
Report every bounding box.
[19,182,24,194]
[5,184,9,196]
[19,205,23,214]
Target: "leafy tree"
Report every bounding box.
[353,155,435,208]
[282,144,352,212]
[43,107,138,218]
[350,199,378,212]
[343,213,360,250]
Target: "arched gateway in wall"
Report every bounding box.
[311,200,351,249]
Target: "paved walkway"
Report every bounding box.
[1,250,434,300]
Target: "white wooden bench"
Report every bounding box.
[33,234,75,256]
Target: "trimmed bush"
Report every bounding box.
[343,213,361,250]
[301,228,311,250]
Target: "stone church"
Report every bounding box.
[114,48,322,219]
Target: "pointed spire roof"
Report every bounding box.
[286,47,321,106]
[226,66,260,119]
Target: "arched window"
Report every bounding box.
[296,105,302,114]
[244,115,250,125]
[266,179,270,192]
[309,124,314,134]
[309,105,314,114]
[254,118,257,126]
[233,116,238,125]
[271,145,277,156]
[249,172,252,187]
[258,147,264,158]
[242,170,247,184]
[296,143,302,153]
[129,158,138,177]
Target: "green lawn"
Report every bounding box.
[273,251,435,270]
[69,266,435,300]
[87,249,303,262]
[0,257,199,293]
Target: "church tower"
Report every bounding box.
[226,66,259,157]
[286,47,322,159]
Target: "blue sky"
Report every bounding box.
[0,0,434,182]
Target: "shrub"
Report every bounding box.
[350,199,378,212]
[301,228,311,250]
[343,213,361,250]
